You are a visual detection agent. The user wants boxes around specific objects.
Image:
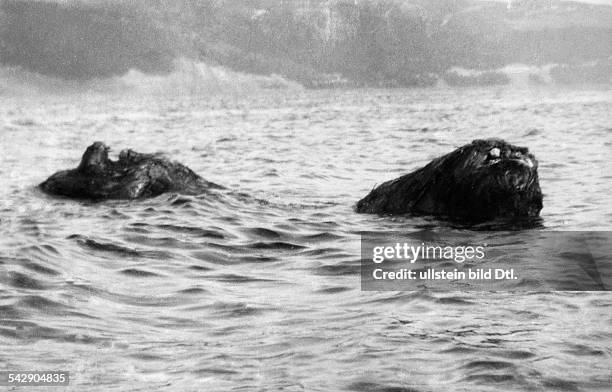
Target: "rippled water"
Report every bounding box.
[1,87,611,391]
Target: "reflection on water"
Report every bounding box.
[1,86,611,391]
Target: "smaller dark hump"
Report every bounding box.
[77,141,110,173]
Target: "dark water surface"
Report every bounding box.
[1,87,611,391]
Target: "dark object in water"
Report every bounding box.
[355,139,543,222]
[40,142,222,199]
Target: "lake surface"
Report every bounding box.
[1,85,611,391]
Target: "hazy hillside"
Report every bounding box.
[436,1,612,67]
[1,0,611,87]
[0,0,180,78]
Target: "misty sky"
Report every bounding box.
[482,0,612,4]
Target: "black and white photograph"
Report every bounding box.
[1,0,611,390]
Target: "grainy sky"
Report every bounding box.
[484,0,612,4]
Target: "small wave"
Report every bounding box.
[462,374,518,383]
[314,261,361,276]
[18,244,62,259]
[439,346,478,354]
[245,227,286,240]
[127,353,165,361]
[1,257,59,276]
[462,360,514,370]
[0,304,22,319]
[315,286,352,294]
[347,381,422,392]
[119,268,161,278]
[542,378,581,391]
[5,272,47,290]
[187,264,213,272]
[247,241,306,250]
[69,284,190,308]
[193,368,239,376]
[563,343,605,356]
[69,234,140,256]
[177,287,208,295]
[299,249,354,260]
[190,250,237,265]
[123,234,201,250]
[240,255,280,263]
[189,302,268,318]
[4,320,107,344]
[297,232,343,241]
[156,224,225,239]
[495,350,536,359]
[435,296,476,305]
[211,274,275,283]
